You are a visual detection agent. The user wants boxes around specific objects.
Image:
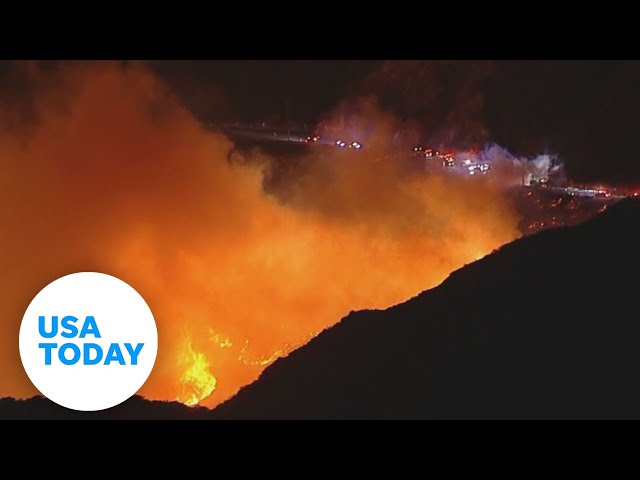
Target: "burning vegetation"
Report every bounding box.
[0,61,625,408]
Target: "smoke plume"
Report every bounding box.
[0,61,520,407]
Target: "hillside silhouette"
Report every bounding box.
[213,198,640,419]
[3,198,640,419]
[0,395,210,420]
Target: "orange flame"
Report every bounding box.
[178,338,217,406]
[0,62,521,408]
[238,340,294,367]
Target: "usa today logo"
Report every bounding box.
[19,272,158,411]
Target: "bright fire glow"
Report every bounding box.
[178,337,217,406]
[0,62,521,408]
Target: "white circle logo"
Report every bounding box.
[19,272,158,411]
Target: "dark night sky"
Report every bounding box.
[151,60,380,123]
[152,60,640,186]
[1,60,639,186]
[485,60,640,185]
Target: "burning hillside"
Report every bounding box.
[0,61,627,409]
[0,62,520,408]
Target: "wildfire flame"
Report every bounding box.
[239,340,293,367]
[178,338,217,406]
[0,62,521,407]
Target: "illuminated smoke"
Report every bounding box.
[0,62,520,407]
[452,144,563,186]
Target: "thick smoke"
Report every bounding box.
[0,62,520,407]
[453,144,563,186]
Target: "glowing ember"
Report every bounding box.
[209,329,233,349]
[238,339,299,367]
